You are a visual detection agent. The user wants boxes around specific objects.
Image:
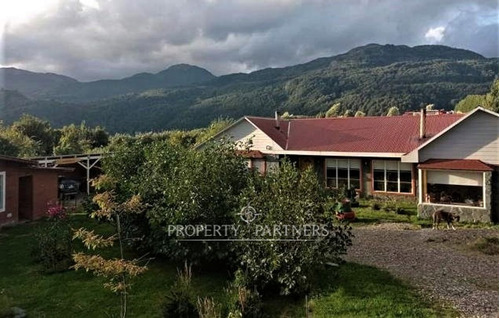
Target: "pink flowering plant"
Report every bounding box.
[46,202,67,219]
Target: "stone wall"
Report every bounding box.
[418,203,491,223]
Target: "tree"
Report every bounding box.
[386,106,399,116]
[11,114,56,155]
[343,109,353,117]
[454,95,486,113]
[197,118,235,145]
[354,110,366,117]
[455,78,499,113]
[236,160,352,295]
[0,123,41,157]
[72,175,147,318]
[325,103,341,118]
[485,79,499,112]
[54,122,109,155]
[0,136,20,157]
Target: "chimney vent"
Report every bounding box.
[274,111,280,129]
[419,108,426,139]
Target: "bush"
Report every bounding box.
[197,298,221,318]
[32,204,72,273]
[81,195,99,215]
[162,263,198,318]
[236,161,352,295]
[371,201,381,210]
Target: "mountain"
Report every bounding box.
[1,44,498,133]
[0,64,215,102]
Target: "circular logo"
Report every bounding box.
[238,204,260,224]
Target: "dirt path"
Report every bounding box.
[345,224,498,317]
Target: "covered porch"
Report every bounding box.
[417,159,494,223]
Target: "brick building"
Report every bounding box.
[0,155,67,226]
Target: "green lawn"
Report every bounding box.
[0,215,456,317]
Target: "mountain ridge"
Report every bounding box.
[1,43,497,133]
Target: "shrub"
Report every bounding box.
[223,273,263,318]
[371,201,381,211]
[197,298,221,318]
[32,204,72,273]
[162,263,198,318]
[236,161,352,295]
[81,195,99,215]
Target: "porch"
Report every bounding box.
[417,159,495,223]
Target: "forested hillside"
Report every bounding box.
[1,44,498,133]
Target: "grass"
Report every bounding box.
[0,214,457,317]
[352,199,431,228]
[467,237,499,255]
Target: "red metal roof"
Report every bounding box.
[417,159,493,171]
[247,114,463,153]
[246,117,289,149]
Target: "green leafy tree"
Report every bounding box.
[0,135,20,157]
[454,94,486,113]
[386,106,399,116]
[0,124,41,157]
[11,114,56,155]
[325,103,340,118]
[236,160,352,295]
[485,79,499,112]
[54,122,109,155]
[455,79,499,113]
[197,118,234,144]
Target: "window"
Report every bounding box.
[326,159,361,189]
[425,170,484,207]
[0,172,5,212]
[373,160,412,193]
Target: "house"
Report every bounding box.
[202,107,499,223]
[0,155,69,226]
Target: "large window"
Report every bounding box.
[0,172,5,212]
[326,159,361,189]
[373,160,412,193]
[425,170,484,207]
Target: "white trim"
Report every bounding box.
[402,107,498,162]
[325,158,361,189]
[418,169,423,204]
[483,172,487,210]
[263,150,405,157]
[0,171,5,213]
[372,160,413,194]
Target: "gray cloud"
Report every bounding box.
[2,0,498,81]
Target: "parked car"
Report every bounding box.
[58,178,80,198]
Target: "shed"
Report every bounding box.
[0,155,69,226]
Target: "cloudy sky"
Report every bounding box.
[0,0,498,81]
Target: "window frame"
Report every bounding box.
[325,158,362,190]
[372,160,414,195]
[423,169,486,208]
[0,171,5,212]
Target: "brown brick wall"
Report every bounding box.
[0,160,60,226]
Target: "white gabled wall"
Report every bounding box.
[220,119,283,151]
[419,111,499,165]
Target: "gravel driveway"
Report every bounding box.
[345,224,499,318]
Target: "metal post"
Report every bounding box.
[87,157,90,195]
